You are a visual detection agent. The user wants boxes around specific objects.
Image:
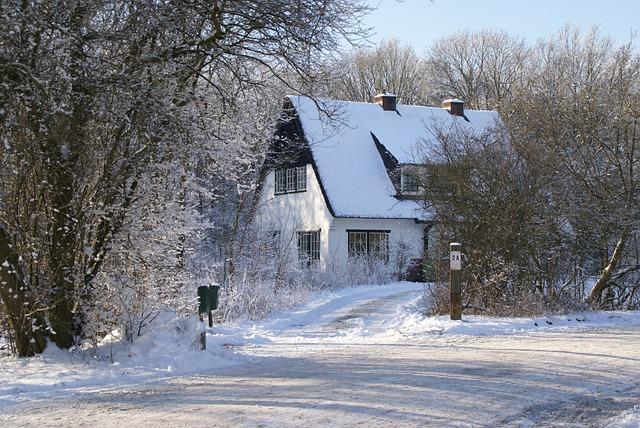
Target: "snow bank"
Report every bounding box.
[0,314,244,406]
[385,298,640,341]
[102,314,244,372]
[606,405,640,428]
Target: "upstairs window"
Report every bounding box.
[347,230,390,262]
[297,230,320,267]
[275,165,307,194]
[401,172,419,193]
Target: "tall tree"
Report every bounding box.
[0,0,369,356]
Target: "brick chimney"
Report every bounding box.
[442,98,464,117]
[373,92,397,111]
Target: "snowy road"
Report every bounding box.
[2,283,640,427]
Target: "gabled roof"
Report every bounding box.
[286,95,501,220]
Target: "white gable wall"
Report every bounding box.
[255,164,333,269]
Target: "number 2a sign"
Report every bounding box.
[450,251,462,270]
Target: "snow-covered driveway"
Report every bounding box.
[2,283,640,427]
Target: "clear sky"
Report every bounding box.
[362,0,639,52]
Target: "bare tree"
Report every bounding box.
[328,39,430,104]
[415,121,567,315]
[417,26,640,312]
[427,30,528,112]
[510,26,640,306]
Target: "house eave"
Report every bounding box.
[332,214,433,223]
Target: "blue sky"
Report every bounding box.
[362,0,639,51]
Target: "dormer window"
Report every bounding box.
[400,165,422,195]
[401,172,419,193]
[275,165,307,194]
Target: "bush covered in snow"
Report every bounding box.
[209,228,399,322]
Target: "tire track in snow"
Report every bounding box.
[323,290,416,333]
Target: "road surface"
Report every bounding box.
[2,287,639,427]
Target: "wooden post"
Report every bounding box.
[198,314,206,350]
[450,242,463,320]
[197,285,209,350]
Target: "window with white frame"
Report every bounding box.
[347,230,390,262]
[297,230,320,267]
[275,165,307,194]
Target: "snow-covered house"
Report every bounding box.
[255,94,500,271]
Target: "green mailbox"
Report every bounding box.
[197,286,210,314]
[209,284,220,310]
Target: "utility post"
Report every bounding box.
[450,242,463,320]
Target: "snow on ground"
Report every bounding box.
[0,315,243,406]
[0,283,419,405]
[386,298,640,341]
[2,280,640,412]
[1,281,640,426]
[209,281,425,346]
[606,406,640,428]
[211,281,640,347]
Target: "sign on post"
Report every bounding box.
[450,250,462,271]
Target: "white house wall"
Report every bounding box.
[328,218,426,264]
[255,165,333,269]
[255,164,432,270]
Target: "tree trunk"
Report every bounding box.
[0,226,48,357]
[588,229,628,305]
[45,3,92,349]
[46,135,79,350]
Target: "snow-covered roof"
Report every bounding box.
[287,95,501,220]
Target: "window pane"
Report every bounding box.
[368,232,389,261]
[348,232,367,257]
[309,231,319,261]
[275,169,286,193]
[296,166,307,191]
[286,168,296,192]
[402,173,419,192]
